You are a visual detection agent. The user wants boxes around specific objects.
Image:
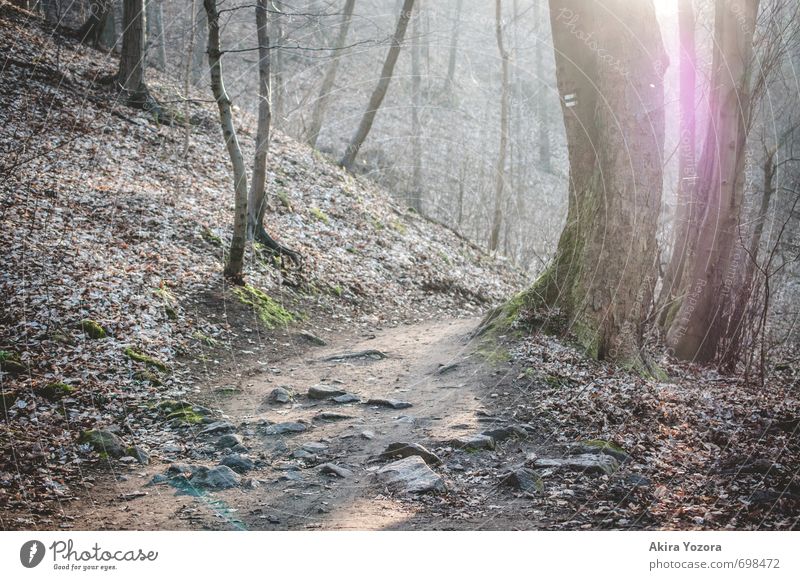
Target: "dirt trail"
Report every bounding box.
[64,317,501,530]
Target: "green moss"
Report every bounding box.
[201,226,223,247]
[132,370,163,386]
[124,347,169,373]
[310,206,330,224]
[276,189,294,211]
[192,331,218,347]
[39,382,76,401]
[0,351,26,375]
[329,284,343,297]
[233,285,294,328]
[166,408,204,425]
[579,439,630,462]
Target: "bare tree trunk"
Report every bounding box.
[248,0,271,238]
[272,1,285,130]
[534,0,550,172]
[118,0,150,106]
[666,0,761,363]
[340,0,415,170]
[145,0,167,72]
[410,2,423,213]
[306,0,356,148]
[191,6,207,84]
[183,0,197,157]
[486,0,667,369]
[488,0,509,253]
[445,0,463,92]
[203,0,248,283]
[78,0,111,48]
[100,3,117,50]
[657,0,696,329]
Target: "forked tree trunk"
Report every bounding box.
[409,2,423,212]
[666,0,761,363]
[485,0,667,369]
[306,0,356,148]
[340,0,415,170]
[203,0,248,282]
[488,0,509,253]
[118,0,149,106]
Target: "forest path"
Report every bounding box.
[66,317,505,530]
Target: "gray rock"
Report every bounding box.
[220,454,255,473]
[148,474,169,485]
[230,444,249,454]
[189,465,241,489]
[533,454,620,476]
[379,442,442,466]
[500,468,543,495]
[302,442,328,453]
[361,430,375,440]
[315,412,352,422]
[127,445,150,465]
[332,394,361,404]
[366,398,413,409]
[481,425,528,442]
[292,449,315,460]
[269,387,292,404]
[264,422,308,435]
[216,434,243,449]
[167,463,196,476]
[319,463,353,478]
[307,384,347,399]
[200,421,236,436]
[299,332,327,346]
[624,474,651,487]
[571,440,631,463]
[79,429,126,458]
[376,456,445,494]
[450,434,495,451]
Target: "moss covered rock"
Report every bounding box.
[124,347,169,372]
[80,319,107,339]
[132,370,163,386]
[0,350,26,376]
[79,429,126,458]
[233,285,294,328]
[38,382,76,401]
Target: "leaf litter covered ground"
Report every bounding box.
[0,4,797,530]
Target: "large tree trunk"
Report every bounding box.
[534,0,551,172]
[666,0,761,363]
[340,0,415,170]
[77,0,112,48]
[118,0,149,106]
[203,0,248,283]
[305,0,356,149]
[486,0,667,369]
[657,0,697,329]
[145,0,167,71]
[488,0,509,253]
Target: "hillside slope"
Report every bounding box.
[0,4,523,518]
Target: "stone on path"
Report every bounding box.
[269,387,292,404]
[449,434,495,451]
[220,454,255,473]
[376,456,445,494]
[319,463,353,478]
[379,442,442,466]
[189,465,241,489]
[200,421,236,436]
[308,384,347,400]
[366,398,412,410]
[533,454,619,476]
[264,422,308,435]
[500,468,543,495]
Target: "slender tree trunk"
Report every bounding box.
[203,0,248,283]
[657,0,696,329]
[118,0,149,106]
[340,0,415,170]
[445,0,463,92]
[487,0,667,369]
[666,0,761,363]
[183,0,196,157]
[191,6,207,84]
[489,0,509,253]
[306,0,356,148]
[100,3,117,50]
[145,0,167,71]
[248,0,272,238]
[272,1,285,130]
[410,2,423,212]
[78,0,111,48]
